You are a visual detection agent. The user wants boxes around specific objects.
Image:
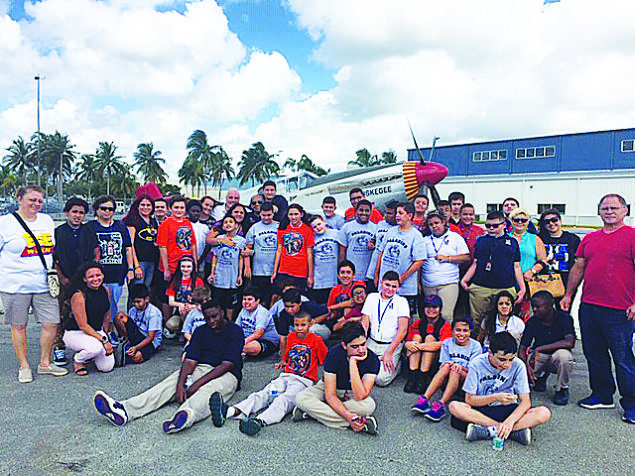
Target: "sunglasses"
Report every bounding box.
[484,222,503,229]
[251,200,263,205]
[99,206,115,212]
[512,218,529,223]
[544,217,560,224]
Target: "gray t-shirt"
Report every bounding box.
[211,235,246,289]
[313,229,342,289]
[245,221,279,276]
[323,214,345,230]
[235,304,279,345]
[340,221,377,281]
[439,337,482,366]
[378,227,426,296]
[366,221,395,280]
[463,353,531,406]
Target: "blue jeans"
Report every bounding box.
[104,282,124,319]
[579,302,635,411]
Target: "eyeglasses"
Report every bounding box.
[544,217,560,224]
[600,206,623,212]
[99,206,115,212]
[251,200,263,205]
[352,290,366,297]
[512,218,528,223]
[484,222,503,229]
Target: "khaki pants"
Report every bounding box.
[468,284,517,330]
[122,364,238,430]
[532,349,574,391]
[422,283,460,322]
[367,339,403,387]
[295,381,376,429]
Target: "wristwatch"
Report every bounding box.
[101,335,108,343]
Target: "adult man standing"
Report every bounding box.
[344,188,383,224]
[561,194,635,423]
[460,211,525,334]
[94,301,244,433]
[361,271,410,386]
[212,189,241,221]
[262,180,288,223]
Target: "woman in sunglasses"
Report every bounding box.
[537,209,580,290]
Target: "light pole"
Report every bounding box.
[34,75,45,187]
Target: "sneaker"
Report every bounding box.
[162,327,176,340]
[552,388,570,406]
[239,418,263,436]
[292,406,309,422]
[209,392,228,427]
[162,410,189,434]
[532,374,548,392]
[509,428,532,446]
[18,367,33,384]
[578,395,615,410]
[94,391,128,427]
[466,423,492,442]
[37,363,69,377]
[622,409,635,424]
[108,331,121,345]
[52,346,67,366]
[411,395,431,414]
[425,401,447,422]
[362,416,378,435]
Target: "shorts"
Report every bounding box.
[125,317,157,361]
[213,287,239,312]
[311,288,331,305]
[0,291,60,326]
[450,403,519,433]
[253,338,279,358]
[272,274,307,295]
[250,275,273,305]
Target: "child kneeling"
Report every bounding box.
[411,317,481,421]
[209,311,327,436]
[448,331,552,446]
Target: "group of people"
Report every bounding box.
[1,180,633,445]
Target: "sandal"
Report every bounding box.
[74,363,89,376]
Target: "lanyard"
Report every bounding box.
[377,297,394,330]
[430,234,448,255]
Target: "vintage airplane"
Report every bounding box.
[242,130,449,213]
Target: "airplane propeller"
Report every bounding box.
[408,121,443,208]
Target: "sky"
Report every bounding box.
[1,0,635,183]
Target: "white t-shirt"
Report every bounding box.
[0,213,55,293]
[192,221,209,260]
[421,230,469,287]
[361,293,410,343]
[481,315,526,350]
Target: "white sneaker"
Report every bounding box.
[18,367,33,384]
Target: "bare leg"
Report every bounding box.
[510,406,552,430]
[439,369,463,404]
[113,312,128,339]
[40,323,58,367]
[11,325,30,369]
[243,341,262,356]
[425,364,450,399]
[419,335,439,372]
[408,349,422,370]
[448,401,500,427]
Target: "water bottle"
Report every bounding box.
[492,436,505,451]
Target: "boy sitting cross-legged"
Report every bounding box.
[412,317,482,421]
[209,311,328,436]
[448,331,552,446]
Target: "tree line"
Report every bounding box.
[2,129,399,204]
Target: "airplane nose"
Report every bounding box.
[415,162,448,187]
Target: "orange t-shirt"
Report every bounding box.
[277,223,314,278]
[345,207,383,224]
[156,217,197,273]
[407,318,453,342]
[284,331,328,381]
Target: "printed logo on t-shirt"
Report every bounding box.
[480,374,508,395]
[138,226,157,243]
[96,232,123,265]
[175,228,192,251]
[283,233,304,256]
[315,241,335,259]
[20,233,54,257]
[355,235,370,247]
[263,235,277,247]
[386,244,401,259]
[288,343,311,375]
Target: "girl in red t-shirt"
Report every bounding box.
[166,256,204,318]
[272,204,314,290]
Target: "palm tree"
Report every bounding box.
[3,136,33,181]
[283,157,298,172]
[209,146,235,199]
[237,142,280,186]
[185,130,217,194]
[95,141,125,195]
[133,142,167,185]
[381,149,398,164]
[75,153,100,201]
[178,156,205,196]
[348,148,381,168]
[297,154,328,176]
[40,131,76,205]
[111,164,139,200]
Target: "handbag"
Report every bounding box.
[12,212,61,299]
[527,272,565,299]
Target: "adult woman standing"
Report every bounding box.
[123,194,158,288]
[63,262,114,375]
[419,210,471,321]
[0,186,68,383]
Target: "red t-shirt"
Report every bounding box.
[277,223,314,278]
[457,223,486,256]
[156,217,197,273]
[576,225,635,310]
[284,330,328,381]
[345,207,384,224]
[166,276,205,301]
[407,318,453,342]
[327,282,365,307]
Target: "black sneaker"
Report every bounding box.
[622,409,635,424]
[292,406,309,422]
[94,391,128,427]
[509,428,531,446]
[239,418,263,436]
[52,346,67,366]
[553,388,569,406]
[209,392,228,427]
[532,374,548,392]
[362,416,378,435]
[465,423,491,441]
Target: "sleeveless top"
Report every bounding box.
[511,232,537,274]
[66,286,110,332]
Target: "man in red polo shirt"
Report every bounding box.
[344,188,383,224]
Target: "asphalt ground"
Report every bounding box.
[1,319,633,476]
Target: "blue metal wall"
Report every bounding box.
[407,128,635,176]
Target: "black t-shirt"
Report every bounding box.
[66,286,110,332]
[472,234,521,289]
[323,344,380,390]
[520,311,575,349]
[54,223,83,280]
[185,321,245,382]
[274,301,328,336]
[129,217,159,263]
[539,231,580,285]
[79,220,132,285]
